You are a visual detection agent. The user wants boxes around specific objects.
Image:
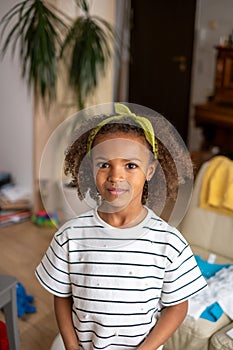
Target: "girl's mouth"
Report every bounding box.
[107,188,128,196]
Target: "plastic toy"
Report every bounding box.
[16,282,36,318]
[31,210,59,227]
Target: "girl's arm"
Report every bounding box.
[54,295,79,350]
[137,300,188,350]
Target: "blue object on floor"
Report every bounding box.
[16,282,36,318]
[195,255,231,279]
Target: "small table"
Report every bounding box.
[0,274,20,350]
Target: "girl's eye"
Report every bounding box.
[97,162,110,168]
[126,163,138,169]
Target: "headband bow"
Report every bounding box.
[87,103,158,159]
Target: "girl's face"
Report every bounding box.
[91,132,157,212]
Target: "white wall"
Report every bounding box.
[189,0,233,150]
[0,1,33,194]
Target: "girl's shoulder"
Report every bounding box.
[55,209,96,236]
[146,208,187,246]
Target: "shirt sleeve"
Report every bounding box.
[35,234,72,297]
[161,243,208,306]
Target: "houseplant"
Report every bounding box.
[61,0,114,109]
[0,0,115,110]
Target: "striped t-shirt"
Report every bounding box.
[35,208,207,350]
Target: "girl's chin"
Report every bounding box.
[98,199,130,212]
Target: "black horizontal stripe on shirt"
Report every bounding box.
[163,264,197,284]
[75,326,147,340]
[73,260,165,271]
[162,273,204,294]
[150,215,163,222]
[70,271,164,280]
[40,260,70,285]
[165,254,193,273]
[162,283,207,305]
[177,243,190,257]
[75,327,116,339]
[79,339,137,350]
[56,215,97,233]
[49,244,69,263]
[60,235,182,249]
[72,282,162,292]
[143,226,186,245]
[75,305,157,317]
[45,252,69,275]
[77,214,95,219]
[73,225,105,229]
[75,310,156,328]
[73,294,159,305]
[35,270,71,296]
[64,237,182,256]
[69,248,171,262]
[56,226,72,237]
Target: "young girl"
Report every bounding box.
[36,103,207,350]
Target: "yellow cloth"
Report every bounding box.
[200,156,233,217]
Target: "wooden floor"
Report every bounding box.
[0,220,59,350]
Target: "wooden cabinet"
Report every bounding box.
[195,103,233,154]
[194,46,233,156]
[214,46,233,104]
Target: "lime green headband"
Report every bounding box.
[87,103,158,159]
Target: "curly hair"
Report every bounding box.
[64,111,193,221]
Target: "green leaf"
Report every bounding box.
[0,0,117,111]
[0,0,68,109]
[76,0,89,14]
[61,12,115,109]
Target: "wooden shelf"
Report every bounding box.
[213,46,233,104]
[194,46,233,155]
[194,102,233,154]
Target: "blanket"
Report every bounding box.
[188,265,233,321]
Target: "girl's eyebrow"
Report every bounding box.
[93,156,143,163]
[93,156,109,161]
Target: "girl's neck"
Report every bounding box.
[97,205,147,228]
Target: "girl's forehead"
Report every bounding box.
[91,135,151,160]
[93,131,148,147]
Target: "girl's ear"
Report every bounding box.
[146,160,158,181]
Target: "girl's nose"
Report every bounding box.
[107,166,123,183]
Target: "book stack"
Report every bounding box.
[0,185,31,227]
